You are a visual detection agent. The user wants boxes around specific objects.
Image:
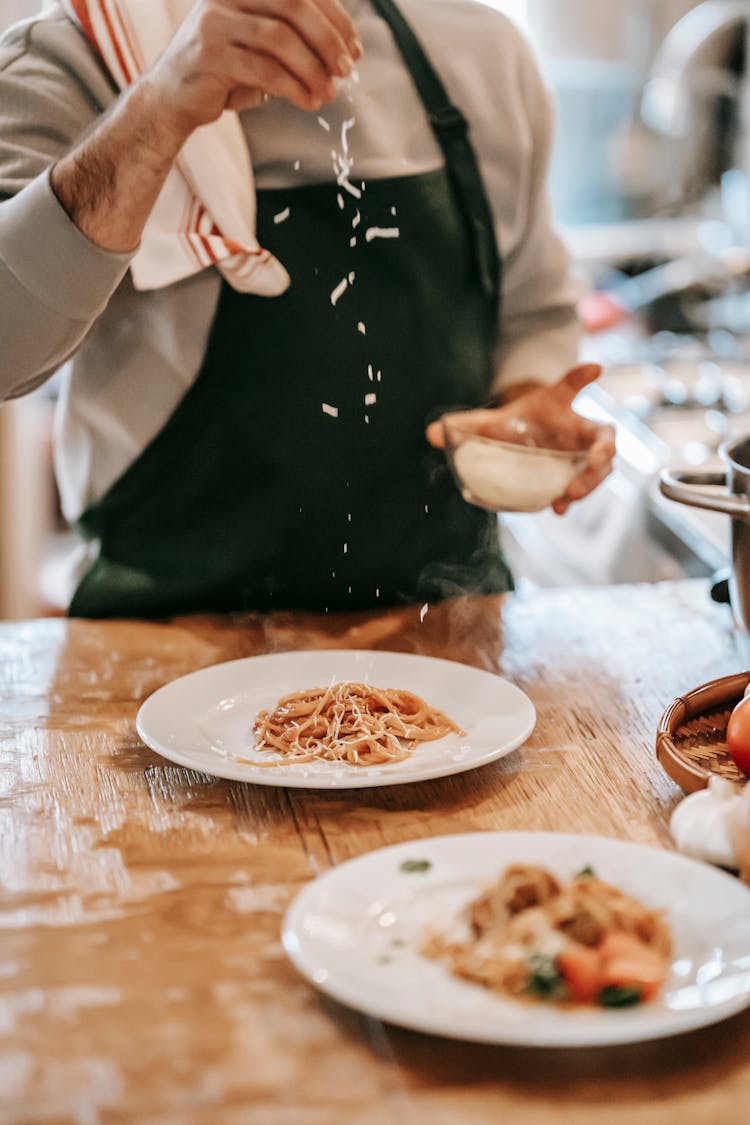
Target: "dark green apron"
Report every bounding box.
[69,0,512,619]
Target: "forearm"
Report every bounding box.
[50,78,189,253]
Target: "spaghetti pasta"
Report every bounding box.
[246,681,465,767]
[423,864,672,1007]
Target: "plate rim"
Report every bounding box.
[135,649,536,789]
[282,829,750,1047]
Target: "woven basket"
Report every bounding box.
[656,671,750,793]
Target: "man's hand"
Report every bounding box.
[426,364,616,516]
[148,0,363,139]
[52,0,361,253]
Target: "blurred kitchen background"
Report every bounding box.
[1,0,749,614]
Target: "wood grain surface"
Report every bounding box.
[2,580,750,1124]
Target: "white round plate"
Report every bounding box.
[282,831,750,1047]
[135,650,535,788]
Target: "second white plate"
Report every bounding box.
[136,649,536,788]
[283,831,750,1046]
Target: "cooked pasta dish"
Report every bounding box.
[423,863,671,1007]
[248,681,465,767]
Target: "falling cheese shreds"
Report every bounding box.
[352,210,361,229]
[420,602,429,623]
[391,206,397,215]
[331,278,348,306]
[332,141,360,199]
[348,271,355,284]
[376,370,382,382]
[337,193,345,210]
[350,237,357,248]
[357,321,366,335]
[273,207,290,224]
[318,116,331,132]
[339,178,362,200]
[322,403,339,418]
[343,543,348,554]
[294,159,301,170]
[365,392,377,405]
[341,118,355,155]
[365,226,400,242]
[367,363,374,381]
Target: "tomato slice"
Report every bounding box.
[557,946,604,1003]
[597,932,667,1001]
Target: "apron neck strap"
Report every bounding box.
[368,0,501,306]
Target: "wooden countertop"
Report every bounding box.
[2,579,750,1124]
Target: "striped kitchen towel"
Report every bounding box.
[62,0,290,295]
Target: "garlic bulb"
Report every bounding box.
[669,777,742,869]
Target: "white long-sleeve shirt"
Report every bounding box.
[0,0,580,523]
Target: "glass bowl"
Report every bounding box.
[442,417,591,513]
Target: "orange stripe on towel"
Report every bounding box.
[107,0,144,74]
[68,0,99,51]
[97,0,136,84]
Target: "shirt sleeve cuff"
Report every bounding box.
[0,168,134,321]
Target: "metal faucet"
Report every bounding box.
[641,0,749,137]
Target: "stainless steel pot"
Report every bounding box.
[660,435,750,629]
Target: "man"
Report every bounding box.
[0,0,614,617]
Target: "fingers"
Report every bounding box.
[293,0,363,62]
[427,406,602,452]
[592,422,617,462]
[156,0,363,132]
[564,415,601,451]
[226,86,267,110]
[246,0,361,80]
[221,30,334,110]
[202,3,352,110]
[426,406,616,517]
[556,363,603,403]
[425,419,446,449]
[552,424,616,515]
[253,0,362,62]
[425,409,499,449]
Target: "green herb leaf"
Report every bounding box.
[575,865,596,878]
[598,985,642,1008]
[399,858,431,874]
[526,953,565,999]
